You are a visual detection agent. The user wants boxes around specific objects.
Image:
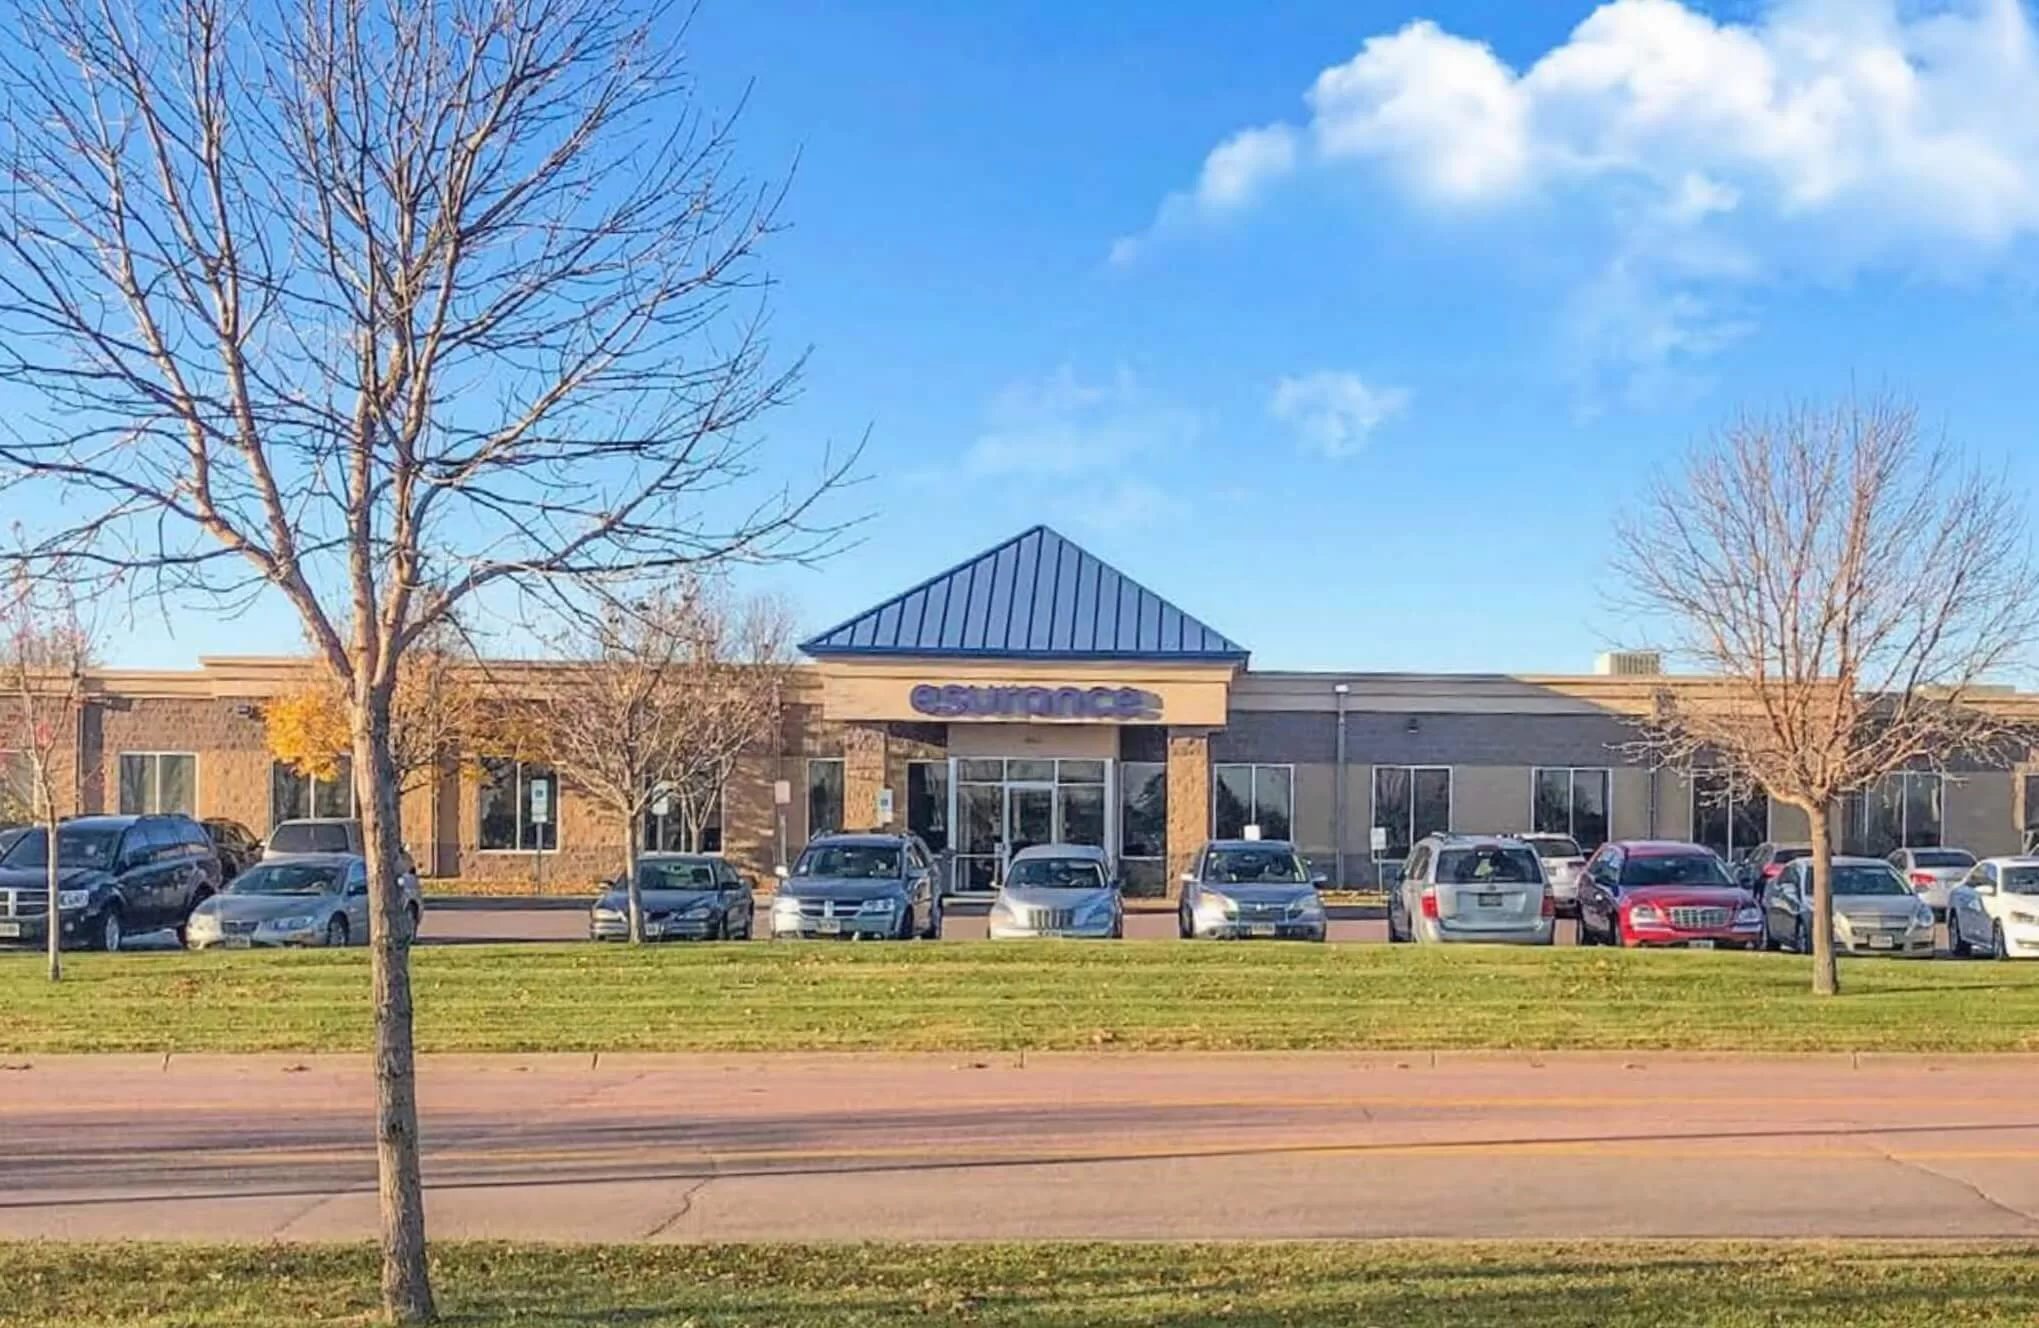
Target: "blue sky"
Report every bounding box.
[54,0,2039,671]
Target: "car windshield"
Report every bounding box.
[2,826,122,870]
[1909,849,1974,869]
[1621,854,1731,887]
[1830,865,1909,896]
[270,823,354,854]
[1437,847,1542,884]
[1006,858,1107,890]
[795,844,900,879]
[1203,847,1308,884]
[2001,867,2039,895]
[638,860,719,889]
[1526,837,1581,859]
[1772,847,1812,864]
[229,862,345,896]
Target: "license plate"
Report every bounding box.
[1869,934,1895,949]
[1248,923,1277,937]
[816,919,841,936]
[643,922,664,938]
[220,936,251,948]
[1478,892,1503,908]
[1687,939,1715,950]
[0,921,19,938]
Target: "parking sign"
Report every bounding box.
[530,779,551,825]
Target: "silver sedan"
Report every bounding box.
[185,853,421,948]
[1178,840,1327,941]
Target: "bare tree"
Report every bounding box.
[0,0,853,1318]
[0,568,95,983]
[1615,395,2037,995]
[521,581,789,941]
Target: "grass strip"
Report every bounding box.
[5,941,2037,1054]
[5,1241,2038,1326]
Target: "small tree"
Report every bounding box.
[523,582,789,941]
[266,625,485,806]
[1616,394,2037,994]
[0,570,94,982]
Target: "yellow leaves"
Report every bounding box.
[262,682,350,780]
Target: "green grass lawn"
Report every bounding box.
[3,941,2037,1054]
[6,1242,2038,1326]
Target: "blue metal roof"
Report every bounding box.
[801,526,1248,662]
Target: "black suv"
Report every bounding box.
[0,814,224,952]
[202,818,263,881]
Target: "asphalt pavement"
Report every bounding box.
[5,1051,2038,1243]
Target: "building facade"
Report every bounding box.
[26,526,2039,891]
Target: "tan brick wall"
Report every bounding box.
[841,722,886,832]
[1449,766,1526,836]
[1165,728,1211,894]
[97,696,269,830]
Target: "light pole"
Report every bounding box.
[1332,683,1350,887]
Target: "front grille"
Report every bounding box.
[796,899,868,919]
[1028,908,1076,930]
[4,890,48,919]
[223,920,259,936]
[1237,902,1286,922]
[1668,906,1730,930]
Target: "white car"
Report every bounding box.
[1947,857,2039,959]
[1512,833,1587,914]
[1886,847,1977,913]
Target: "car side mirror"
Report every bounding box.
[1977,883,1997,896]
[1181,872,1197,887]
[1310,873,1328,888]
[348,881,369,897]
[774,864,789,879]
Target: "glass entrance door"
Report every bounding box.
[1007,783,1055,861]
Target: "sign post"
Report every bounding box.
[773,779,792,874]
[1370,825,1388,891]
[529,778,552,894]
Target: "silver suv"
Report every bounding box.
[1386,833,1554,946]
[1178,839,1327,941]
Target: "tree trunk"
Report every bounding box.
[43,800,60,983]
[625,807,644,945]
[1807,802,1840,997]
[352,684,437,1324]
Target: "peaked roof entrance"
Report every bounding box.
[801,525,1247,662]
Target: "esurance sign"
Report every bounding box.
[909,683,1161,722]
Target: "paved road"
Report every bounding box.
[5,1052,2037,1242]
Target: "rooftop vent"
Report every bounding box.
[1595,650,1662,677]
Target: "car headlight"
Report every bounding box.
[1289,896,1325,920]
[680,901,715,918]
[1195,894,1237,918]
[56,889,91,910]
[1734,906,1762,927]
[1627,904,1663,925]
[187,911,219,931]
[271,914,320,931]
[772,896,803,914]
[860,898,898,914]
[592,905,624,920]
[2010,911,2039,927]
[1911,904,1935,928]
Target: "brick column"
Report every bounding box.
[842,722,888,832]
[1165,727,1211,897]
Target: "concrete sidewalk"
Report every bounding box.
[4,1050,2037,1243]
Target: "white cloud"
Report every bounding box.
[1116,0,2039,381]
[1269,371,1411,457]
[955,368,1202,530]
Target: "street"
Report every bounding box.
[6,1051,2037,1242]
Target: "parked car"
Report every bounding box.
[1179,839,1327,941]
[1735,843,1813,899]
[1387,833,1553,946]
[1887,847,1977,913]
[769,832,942,940]
[1512,832,1588,916]
[0,814,222,952]
[202,817,263,881]
[988,843,1121,940]
[1947,857,2039,959]
[185,852,420,948]
[266,819,418,882]
[1575,840,1761,949]
[590,854,755,941]
[1764,856,1936,957]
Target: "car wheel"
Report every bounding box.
[95,908,123,954]
[1993,921,2009,961]
[1794,918,1810,955]
[325,915,349,948]
[1948,911,1967,958]
[925,897,943,940]
[404,903,421,942]
[1178,905,1192,940]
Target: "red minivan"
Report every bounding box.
[1576,840,1764,950]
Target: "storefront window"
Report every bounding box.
[479,758,557,851]
[807,758,844,839]
[1531,767,1611,851]
[1119,760,1167,897]
[1372,766,1451,873]
[642,781,720,853]
[906,760,948,853]
[271,757,354,826]
[1846,772,1941,857]
[1691,769,1767,862]
[1213,763,1293,841]
[118,752,197,816]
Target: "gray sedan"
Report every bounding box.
[589,854,755,941]
[1178,839,1327,941]
[185,853,420,948]
[988,843,1121,940]
[1764,856,1937,957]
